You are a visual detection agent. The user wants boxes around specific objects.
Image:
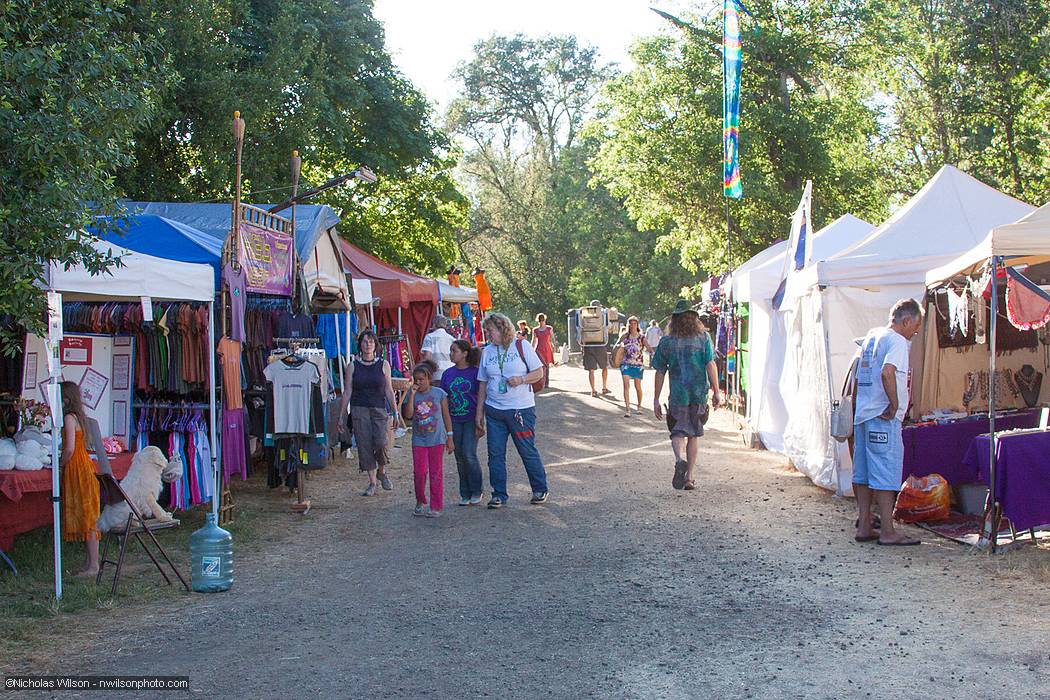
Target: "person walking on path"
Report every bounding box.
[516,320,532,342]
[476,313,550,508]
[531,313,557,390]
[421,315,457,381]
[441,339,484,505]
[644,319,663,365]
[403,360,454,518]
[59,381,101,577]
[652,300,721,491]
[340,330,398,497]
[852,299,924,546]
[616,316,648,417]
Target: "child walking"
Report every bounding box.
[440,340,484,505]
[402,360,454,518]
[59,381,101,577]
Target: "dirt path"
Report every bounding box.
[6,366,1050,698]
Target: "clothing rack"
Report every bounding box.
[133,401,210,409]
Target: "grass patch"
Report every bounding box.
[0,475,274,662]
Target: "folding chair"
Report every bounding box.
[95,474,189,596]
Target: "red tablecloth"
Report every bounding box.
[0,453,133,551]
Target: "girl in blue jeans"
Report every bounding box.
[475,313,550,509]
[441,339,484,505]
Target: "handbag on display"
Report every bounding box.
[830,356,859,442]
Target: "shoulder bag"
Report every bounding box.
[515,339,545,392]
[830,355,859,442]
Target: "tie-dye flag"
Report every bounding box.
[723,0,748,199]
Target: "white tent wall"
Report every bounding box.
[780,283,923,494]
[303,229,351,310]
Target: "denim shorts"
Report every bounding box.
[852,416,903,491]
[621,364,644,380]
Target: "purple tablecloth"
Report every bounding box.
[963,431,1050,531]
[902,411,1040,484]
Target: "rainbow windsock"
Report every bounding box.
[723,0,748,199]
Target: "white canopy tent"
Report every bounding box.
[777,166,1034,494]
[735,214,875,453]
[437,280,479,304]
[43,240,217,598]
[303,229,353,311]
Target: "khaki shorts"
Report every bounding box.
[583,345,609,370]
[665,404,709,438]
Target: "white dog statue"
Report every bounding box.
[97,446,184,532]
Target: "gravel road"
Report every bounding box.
[7,365,1050,699]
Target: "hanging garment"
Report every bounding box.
[946,288,969,337]
[263,357,320,434]
[1006,267,1050,331]
[223,263,248,342]
[473,271,493,311]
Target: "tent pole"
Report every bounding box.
[48,292,63,599]
[209,300,219,519]
[987,257,999,549]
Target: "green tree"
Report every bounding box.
[591,3,892,277]
[120,0,463,273]
[449,34,689,321]
[0,0,164,354]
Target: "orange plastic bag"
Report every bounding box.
[893,474,951,523]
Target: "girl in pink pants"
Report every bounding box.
[402,360,454,518]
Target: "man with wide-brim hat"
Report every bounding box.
[652,299,722,490]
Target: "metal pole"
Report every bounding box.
[50,401,62,600]
[209,300,219,520]
[725,198,732,272]
[987,258,999,548]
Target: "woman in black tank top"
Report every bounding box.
[339,330,398,496]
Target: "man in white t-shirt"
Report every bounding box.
[421,315,456,380]
[852,298,924,547]
[644,319,663,364]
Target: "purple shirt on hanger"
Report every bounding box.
[223,263,247,342]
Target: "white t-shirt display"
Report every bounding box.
[421,328,456,379]
[854,326,910,424]
[263,359,320,434]
[478,341,542,410]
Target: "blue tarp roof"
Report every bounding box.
[90,214,222,285]
[122,201,341,260]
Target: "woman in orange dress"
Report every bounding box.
[60,381,100,577]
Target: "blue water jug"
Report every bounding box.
[190,513,233,592]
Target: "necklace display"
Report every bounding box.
[1015,365,1043,409]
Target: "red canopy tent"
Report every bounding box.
[339,239,439,361]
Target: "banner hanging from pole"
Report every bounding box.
[723,0,748,199]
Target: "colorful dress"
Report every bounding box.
[62,428,100,542]
[533,326,555,365]
[620,334,645,380]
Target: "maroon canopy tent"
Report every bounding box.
[339,239,439,361]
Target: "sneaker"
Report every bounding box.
[469,495,483,506]
[379,474,393,491]
[413,504,427,517]
[530,491,550,505]
[672,460,688,490]
[487,497,504,510]
[458,497,471,507]
[362,484,377,497]
[425,509,442,518]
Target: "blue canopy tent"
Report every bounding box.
[121,202,350,309]
[90,214,222,285]
[122,202,339,260]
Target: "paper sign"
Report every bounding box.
[78,367,109,411]
[47,382,61,428]
[141,296,153,322]
[112,400,127,437]
[112,354,130,391]
[46,291,63,344]
[59,336,92,365]
[23,352,38,389]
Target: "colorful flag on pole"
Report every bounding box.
[723,0,748,199]
[771,180,813,310]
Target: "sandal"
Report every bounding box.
[683,480,696,491]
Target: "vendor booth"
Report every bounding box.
[920,203,1050,541]
[0,238,217,592]
[776,165,1034,494]
[437,279,480,342]
[730,214,874,452]
[339,238,439,371]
